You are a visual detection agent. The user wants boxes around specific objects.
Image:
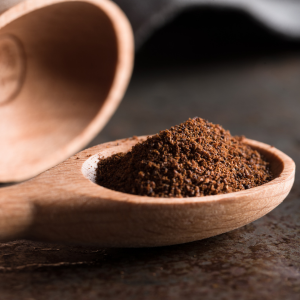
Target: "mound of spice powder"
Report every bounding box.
[96,118,273,197]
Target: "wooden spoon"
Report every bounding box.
[0,0,134,183]
[0,137,295,247]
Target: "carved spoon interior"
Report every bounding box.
[0,137,295,247]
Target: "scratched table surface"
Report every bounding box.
[1,8,300,300]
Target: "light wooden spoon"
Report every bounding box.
[0,0,134,183]
[0,137,295,247]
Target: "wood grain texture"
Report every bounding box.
[0,137,295,247]
[0,0,134,182]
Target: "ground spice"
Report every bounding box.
[96,117,273,198]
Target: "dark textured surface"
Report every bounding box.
[1,10,300,300]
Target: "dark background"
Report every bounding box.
[1,7,300,300]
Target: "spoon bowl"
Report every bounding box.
[0,0,134,183]
[0,136,295,247]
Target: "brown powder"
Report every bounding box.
[96,117,273,198]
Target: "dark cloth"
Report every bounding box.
[114,0,300,47]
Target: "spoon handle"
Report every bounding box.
[0,142,128,245]
[0,183,35,241]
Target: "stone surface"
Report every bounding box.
[1,9,300,300]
